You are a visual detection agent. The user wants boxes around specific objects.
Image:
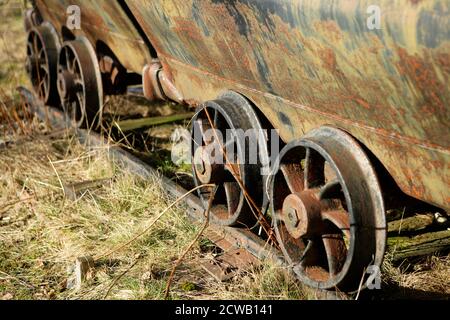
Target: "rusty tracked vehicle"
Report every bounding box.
[25,0,449,293]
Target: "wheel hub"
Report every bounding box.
[57,69,77,100]
[282,191,322,239]
[193,146,224,184]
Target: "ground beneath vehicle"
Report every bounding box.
[25,0,449,294]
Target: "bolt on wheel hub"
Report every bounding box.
[281,191,322,239]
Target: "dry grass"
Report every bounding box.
[381,256,450,299]
[0,0,38,144]
[0,0,28,94]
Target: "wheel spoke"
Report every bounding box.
[38,75,46,97]
[74,60,81,76]
[295,239,330,282]
[213,109,220,128]
[223,138,238,166]
[37,85,43,98]
[76,91,85,115]
[32,38,40,68]
[280,163,304,193]
[40,62,48,74]
[38,47,45,60]
[304,148,325,189]
[38,76,45,88]
[319,180,341,199]
[193,119,209,146]
[65,48,70,69]
[292,239,313,271]
[32,34,38,54]
[74,78,84,93]
[224,181,240,216]
[322,233,347,276]
[27,42,34,56]
[42,75,49,96]
[321,210,351,240]
[71,58,78,75]
[68,59,74,73]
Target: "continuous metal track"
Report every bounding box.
[18,86,347,300]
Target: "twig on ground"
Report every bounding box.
[0,270,35,290]
[0,195,36,212]
[164,186,217,299]
[47,155,65,196]
[103,256,141,299]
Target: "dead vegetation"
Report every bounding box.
[0,0,449,301]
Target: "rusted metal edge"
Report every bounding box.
[17,86,347,300]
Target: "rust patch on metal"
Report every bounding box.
[396,47,446,113]
[34,0,152,74]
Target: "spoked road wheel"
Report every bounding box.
[191,92,269,227]
[57,38,103,128]
[270,127,386,291]
[26,23,60,106]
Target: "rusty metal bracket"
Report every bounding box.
[142,60,184,104]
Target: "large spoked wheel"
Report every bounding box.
[26,23,60,105]
[270,127,386,291]
[57,38,103,128]
[191,92,269,227]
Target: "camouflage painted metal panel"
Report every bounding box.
[126,0,449,210]
[34,0,152,74]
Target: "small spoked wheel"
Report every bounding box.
[26,24,59,105]
[57,38,103,128]
[191,93,268,227]
[270,127,386,291]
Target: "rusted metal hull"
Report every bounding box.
[33,0,152,74]
[125,0,449,211]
